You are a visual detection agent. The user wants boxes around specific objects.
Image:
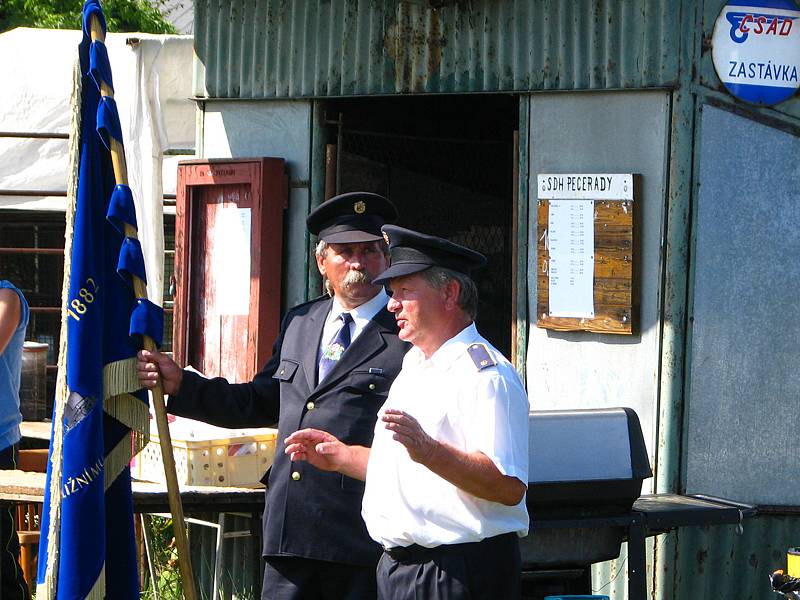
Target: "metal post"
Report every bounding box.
[628,517,647,600]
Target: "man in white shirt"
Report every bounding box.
[285,225,530,600]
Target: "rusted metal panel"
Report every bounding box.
[686,104,800,506]
[193,0,683,99]
[591,515,800,599]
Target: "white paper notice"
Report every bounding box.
[548,200,594,318]
[213,207,251,316]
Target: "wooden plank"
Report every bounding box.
[539,255,632,280]
[536,309,633,334]
[0,470,264,513]
[536,196,637,335]
[537,275,632,300]
[514,101,530,381]
[511,130,519,368]
[18,450,48,473]
[20,421,50,441]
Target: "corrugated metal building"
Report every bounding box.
[186,1,800,598]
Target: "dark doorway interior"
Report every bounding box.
[325,95,518,357]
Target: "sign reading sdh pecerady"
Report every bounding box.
[712,0,800,106]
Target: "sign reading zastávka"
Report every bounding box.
[712,0,800,106]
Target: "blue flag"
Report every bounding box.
[37,2,163,598]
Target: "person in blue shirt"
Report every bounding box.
[0,280,30,600]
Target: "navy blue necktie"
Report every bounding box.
[318,312,353,382]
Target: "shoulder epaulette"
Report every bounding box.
[467,343,496,371]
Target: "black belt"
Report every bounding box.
[383,532,515,564]
[383,543,440,562]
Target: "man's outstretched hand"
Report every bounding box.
[284,429,368,481]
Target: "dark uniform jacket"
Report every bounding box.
[168,295,409,566]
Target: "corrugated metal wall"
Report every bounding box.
[193,0,682,98]
[591,515,799,600]
[666,516,799,600]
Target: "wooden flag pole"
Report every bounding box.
[89,17,198,600]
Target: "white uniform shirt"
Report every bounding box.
[318,289,389,363]
[361,323,530,549]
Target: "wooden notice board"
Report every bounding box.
[536,174,638,335]
[174,158,288,382]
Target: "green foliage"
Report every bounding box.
[141,515,259,600]
[0,0,177,34]
[140,516,184,600]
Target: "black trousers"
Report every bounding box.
[0,445,30,600]
[377,532,521,600]
[261,555,377,600]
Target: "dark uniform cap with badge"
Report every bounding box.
[306,192,398,243]
[373,225,487,285]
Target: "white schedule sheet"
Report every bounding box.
[547,199,595,318]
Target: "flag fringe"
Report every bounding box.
[103,356,150,456]
[39,54,83,600]
[105,392,150,454]
[103,357,141,401]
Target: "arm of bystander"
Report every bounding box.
[0,289,21,355]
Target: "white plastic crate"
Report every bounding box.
[131,415,278,488]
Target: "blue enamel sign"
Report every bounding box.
[712,0,800,105]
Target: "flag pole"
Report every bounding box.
[88,16,198,600]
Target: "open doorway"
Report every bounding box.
[323,94,518,357]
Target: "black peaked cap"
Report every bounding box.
[374,225,487,285]
[307,192,397,243]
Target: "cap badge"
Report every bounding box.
[383,231,390,245]
[354,200,366,214]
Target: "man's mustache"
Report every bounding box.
[343,269,371,286]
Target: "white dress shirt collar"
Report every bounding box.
[325,288,390,344]
[404,322,478,371]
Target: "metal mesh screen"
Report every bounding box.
[0,211,65,410]
[339,130,513,355]
[0,210,177,409]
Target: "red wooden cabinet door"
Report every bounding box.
[174,158,287,383]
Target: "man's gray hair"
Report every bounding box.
[421,266,479,320]
[314,240,336,296]
[315,239,329,260]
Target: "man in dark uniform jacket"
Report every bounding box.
[137,192,409,599]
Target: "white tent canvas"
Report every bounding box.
[0,27,195,304]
